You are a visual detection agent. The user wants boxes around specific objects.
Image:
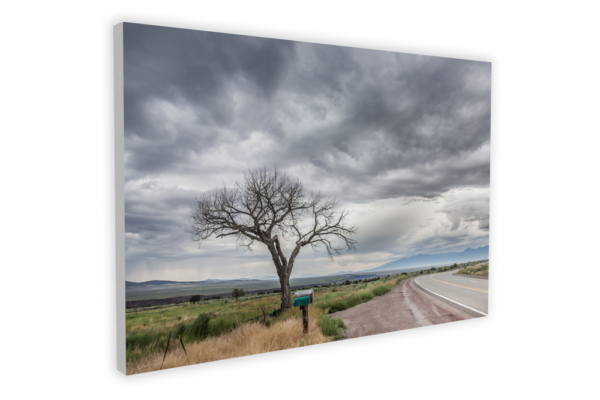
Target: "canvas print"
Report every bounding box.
[115,22,490,375]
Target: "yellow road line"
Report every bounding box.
[429,274,488,293]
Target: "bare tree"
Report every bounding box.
[189,295,201,304]
[190,166,357,312]
[231,288,245,300]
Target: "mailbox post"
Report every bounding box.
[293,289,314,335]
[301,305,308,334]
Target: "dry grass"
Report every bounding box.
[125,278,401,374]
[127,313,328,375]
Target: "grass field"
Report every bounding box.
[126,276,402,373]
[125,264,472,374]
[126,280,281,301]
[126,274,382,301]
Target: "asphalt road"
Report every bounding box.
[415,270,488,314]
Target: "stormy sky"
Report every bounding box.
[123,23,491,282]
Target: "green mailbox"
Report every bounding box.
[294,289,314,304]
[294,295,311,307]
[293,288,314,334]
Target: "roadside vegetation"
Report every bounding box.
[457,261,489,276]
[125,261,485,374]
[318,316,347,340]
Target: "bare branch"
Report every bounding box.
[190,166,358,277]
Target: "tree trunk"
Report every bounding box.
[279,273,292,312]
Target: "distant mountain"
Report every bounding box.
[326,270,357,276]
[126,278,261,288]
[370,246,489,272]
[298,273,322,277]
[253,275,279,280]
[126,280,180,288]
[126,246,489,290]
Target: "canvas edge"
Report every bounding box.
[114,23,126,375]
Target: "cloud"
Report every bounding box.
[435,187,490,231]
[122,23,491,280]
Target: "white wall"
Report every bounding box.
[2,1,598,398]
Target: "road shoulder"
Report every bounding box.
[329,277,474,339]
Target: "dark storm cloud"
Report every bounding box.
[122,23,491,278]
[124,23,296,174]
[275,51,490,201]
[124,24,490,192]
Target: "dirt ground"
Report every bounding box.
[329,277,476,339]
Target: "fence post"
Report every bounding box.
[160,330,172,370]
[178,335,188,360]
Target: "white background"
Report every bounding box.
[2,1,599,399]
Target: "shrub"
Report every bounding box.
[372,284,393,297]
[189,295,201,304]
[345,291,374,308]
[174,323,187,338]
[187,314,211,340]
[126,331,160,351]
[318,316,346,336]
[209,316,233,336]
[270,308,282,317]
[328,301,349,313]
